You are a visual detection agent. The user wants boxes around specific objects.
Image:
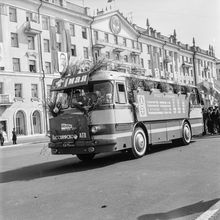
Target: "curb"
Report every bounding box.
[0,140,49,149]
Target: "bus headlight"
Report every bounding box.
[73,134,78,140]
[90,125,103,134]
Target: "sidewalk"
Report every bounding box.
[1,134,50,148]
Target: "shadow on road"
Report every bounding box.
[137,198,220,220]
[0,141,192,183]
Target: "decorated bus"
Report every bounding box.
[48,63,203,161]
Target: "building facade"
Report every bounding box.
[0,0,218,141]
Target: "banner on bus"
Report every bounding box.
[51,72,90,91]
[135,90,189,121]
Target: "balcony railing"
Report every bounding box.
[0,94,13,106]
[94,39,141,53]
[24,21,41,35]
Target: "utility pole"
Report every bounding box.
[192,37,197,86]
[38,0,48,135]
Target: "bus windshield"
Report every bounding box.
[54,81,113,109]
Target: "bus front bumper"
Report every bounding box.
[48,139,117,155]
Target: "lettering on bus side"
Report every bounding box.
[137,95,147,117]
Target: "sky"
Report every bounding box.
[73,0,220,58]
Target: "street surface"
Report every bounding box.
[0,135,220,220]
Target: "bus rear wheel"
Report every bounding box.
[76,153,95,162]
[173,122,192,146]
[130,127,147,159]
[181,122,192,145]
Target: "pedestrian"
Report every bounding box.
[216,106,220,134]
[0,130,4,146]
[12,128,17,144]
[202,107,208,135]
[210,107,216,135]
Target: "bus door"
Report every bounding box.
[114,82,133,147]
[188,90,203,135]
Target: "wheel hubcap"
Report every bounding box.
[184,125,191,142]
[135,133,145,153]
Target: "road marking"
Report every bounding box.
[195,200,220,220]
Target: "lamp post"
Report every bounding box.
[37,0,48,135]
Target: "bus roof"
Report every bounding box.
[51,70,198,91]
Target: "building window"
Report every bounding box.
[9,7,17,22]
[139,43,143,52]
[71,44,77,56]
[0,82,3,94]
[11,33,18,47]
[148,60,152,69]
[124,55,128,62]
[26,11,31,21]
[141,58,144,67]
[27,36,35,50]
[55,21,61,33]
[82,27,87,39]
[123,38,127,47]
[56,42,61,52]
[16,111,26,135]
[47,85,52,98]
[15,84,22,98]
[132,40,135,49]
[31,84,38,98]
[42,16,49,30]
[70,24,75,36]
[115,53,120,60]
[13,58,20,72]
[29,60,36,73]
[160,62,163,70]
[94,31,98,41]
[83,47,89,59]
[43,39,50,52]
[147,45,151,54]
[170,64,173,73]
[45,62,51,74]
[104,33,109,43]
[26,11,37,22]
[114,36,118,45]
[105,51,110,59]
[159,48,162,57]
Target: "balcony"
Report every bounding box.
[94,39,141,54]
[164,55,172,63]
[182,62,193,69]
[24,21,42,35]
[0,94,13,106]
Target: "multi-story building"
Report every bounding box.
[0,0,92,141]
[0,0,218,141]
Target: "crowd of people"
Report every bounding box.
[202,106,220,135]
[0,128,17,146]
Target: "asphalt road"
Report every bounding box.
[0,136,220,220]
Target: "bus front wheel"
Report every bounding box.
[76,153,95,162]
[130,127,147,159]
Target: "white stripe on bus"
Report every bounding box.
[191,123,203,128]
[93,132,132,140]
[93,123,203,139]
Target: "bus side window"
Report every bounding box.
[116,83,126,104]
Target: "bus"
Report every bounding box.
[48,69,203,161]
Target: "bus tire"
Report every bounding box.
[180,122,192,145]
[130,127,147,159]
[76,153,95,162]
